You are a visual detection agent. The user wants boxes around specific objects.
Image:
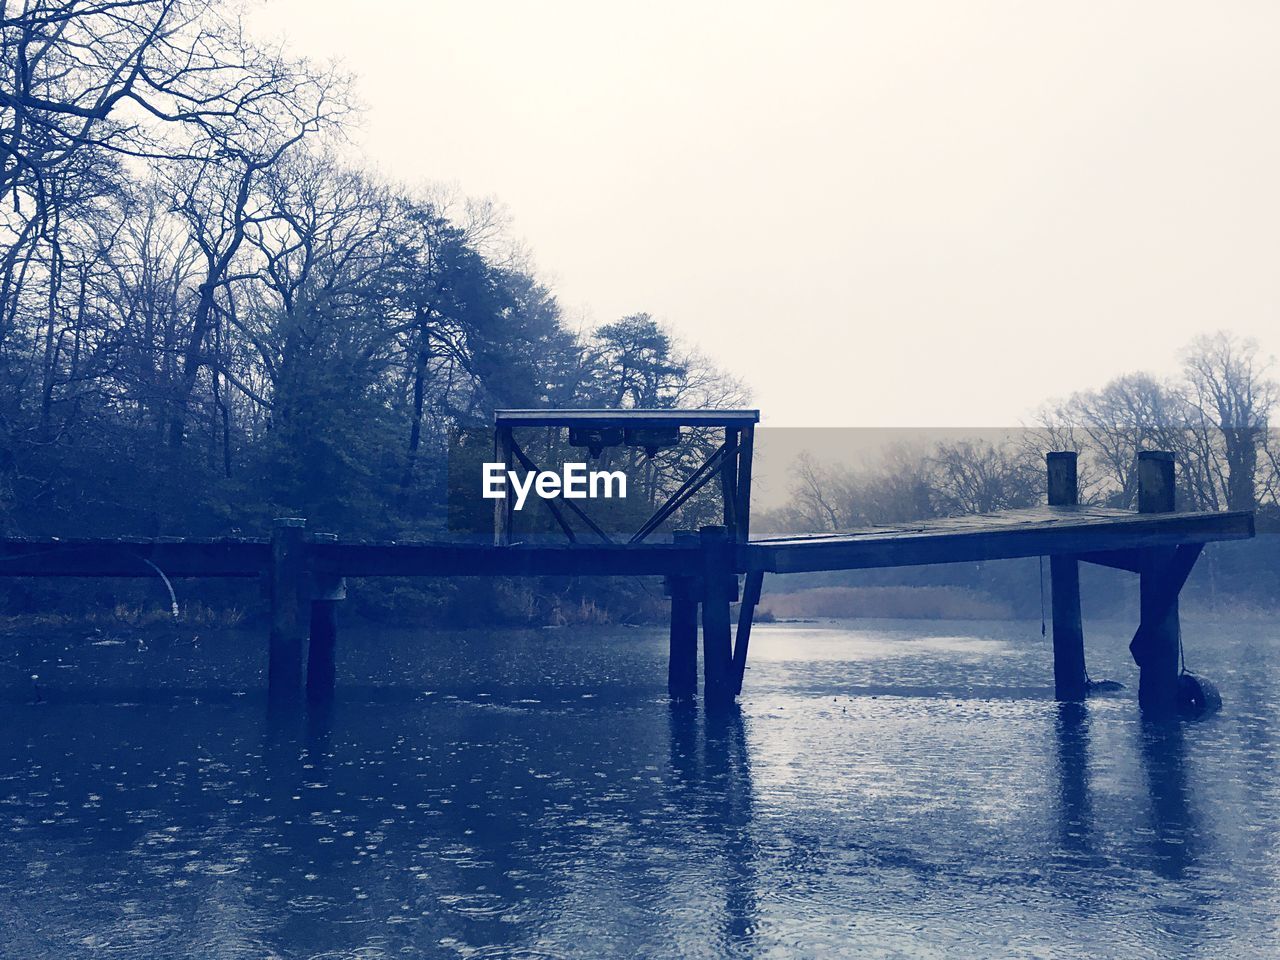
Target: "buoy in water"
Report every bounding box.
[1178,673,1222,718]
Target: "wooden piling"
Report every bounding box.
[1136,451,1182,715]
[268,518,308,703]
[700,525,736,709]
[1047,452,1087,701]
[667,532,700,701]
[307,533,346,705]
[494,424,515,546]
[1137,450,1177,516]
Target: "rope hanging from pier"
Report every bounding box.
[138,556,180,619]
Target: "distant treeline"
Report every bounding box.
[761,330,1278,535]
[757,331,1278,611]
[0,1,741,624]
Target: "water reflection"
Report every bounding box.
[1054,701,1201,880]
[2,620,1279,958]
[1054,702,1095,856]
[1137,719,1196,881]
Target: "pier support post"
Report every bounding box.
[667,531,700,701]
[268,518,308,703]
[700,525,736,710]
[1134,452,1182,715]
[1047,452,1087,701]
[307,533,346,706]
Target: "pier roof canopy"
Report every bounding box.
[495,409,760,429]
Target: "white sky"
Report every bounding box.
[250,0,1280,428]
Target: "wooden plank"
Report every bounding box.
[747,509,1253,574]
[0,506,1253,583]
[750,504,1153,544]
[495,408,760,428]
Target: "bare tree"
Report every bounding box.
[928,438,1040,515]
[1181,331,1277,512]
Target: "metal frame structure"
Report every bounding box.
[491,409,760,547]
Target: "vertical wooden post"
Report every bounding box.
[1047,452,1087,701]
[735,424,755,543]
[1137,450,1177,515]
[700,525,736,710]
[306,533,345,705]
[1137,451,1181,715]
[494,424,515,546]
[268,518,307,703]
[721,427,739,539]
[667,530,700,701]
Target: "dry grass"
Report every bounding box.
[0,602,246,634]
[759,585,1011,621]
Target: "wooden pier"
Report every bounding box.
[0,411,1255,717]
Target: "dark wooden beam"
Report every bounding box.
[0,539,268,577]
[268,519,307,704]
[306,533,345,706]
[732,569,764,696]
[311,541,702,578]
[747,508,1252,574]
[1133,452,1190,715]
[735,424,755,543]
[721,427,739,537]
[666,531,700,702]
[700,526,736,710]
[1077,550,1145,572]
[629,442,727,545]
[1131,542,1204,713]
[495,409,760,429]
[1047,452,1087,701]
[493,424,515,546]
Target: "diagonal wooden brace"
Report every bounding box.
[1129,543,1203,668]
[732,570,764,696]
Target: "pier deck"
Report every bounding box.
[0,423,1259,717]
[0,506,1253,579]
[747,505,1254,573]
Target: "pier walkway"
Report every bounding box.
[0,411,1256,716]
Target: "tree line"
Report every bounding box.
[763,331,1277,536]
[0,1,742,549]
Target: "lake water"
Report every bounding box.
[2,617,1279,958]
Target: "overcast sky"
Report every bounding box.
[251,0,1280,428]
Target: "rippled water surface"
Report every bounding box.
[3,618,1279,958]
